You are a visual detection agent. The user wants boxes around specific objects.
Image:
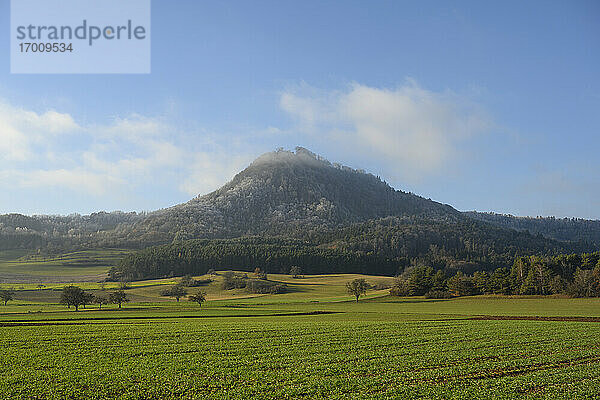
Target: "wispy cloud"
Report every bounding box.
[0,98,260,211]
[0,101,80,161]
[281,80,491,181]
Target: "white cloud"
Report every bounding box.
[145,140,186,167]
[281,80,491,181]
[9,107,80,135]
[1,82,492,212]
[31,110,80,133]
[79,139,187,189]
[0,121,30,161]
[0,98,262,207]
[0,102,80,161]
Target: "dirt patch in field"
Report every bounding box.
[468,315,600,322]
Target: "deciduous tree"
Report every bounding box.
[60,286,89,311]
[94,293,109,309]
[161,285,188,302]
[109,290,129,309]
[346,278,369,302]
[188,291,207,307]
[290,265,302,278]
[0,289,14,306]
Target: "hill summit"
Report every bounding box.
[135,147,460,240]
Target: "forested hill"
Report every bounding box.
[130,147,461,241]
[465,212,600,249]
[1,148,598,276]
[111,220,586,281]
[0,211,143,251]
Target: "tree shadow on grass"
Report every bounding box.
[364,297,451,304]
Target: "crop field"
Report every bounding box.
[1,253,600,399]
[2,297,600,399]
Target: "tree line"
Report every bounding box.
[300,216,586,270]
[109,224,593,284]
[109,237,400,281]
[390,251,600,298]
[60,284,208,311]
[59,286,129,311]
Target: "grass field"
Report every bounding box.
[2,298,600,399]
[1,253,600,398]
[0,249,129,284]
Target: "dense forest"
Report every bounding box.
[109,227,584,282]
[299,217,585,270]
[465,212,600,248]
[0,211,144,251]
[391,251,600,298]
[109,237,402,281]
[112,236,600,298]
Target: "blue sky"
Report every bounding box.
[0,0,599,218]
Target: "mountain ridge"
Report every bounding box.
[135,147,462,241]
[0,148,598,268]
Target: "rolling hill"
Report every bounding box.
[1,147,598,277]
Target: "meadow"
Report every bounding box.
[0,249,128,285]
[1,252,600,399]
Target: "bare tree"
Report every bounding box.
[161,285,188,302]
[346,279,369,302]
[109,290,129,309]
[0,289,14,306]
[188,291,207,307]
[60,286,89,311]
[94,293,110,309]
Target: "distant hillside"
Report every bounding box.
[0,211,142,251]
[130,147,460,242]
[1,147,598,276]
[465,212,600,249]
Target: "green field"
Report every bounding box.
[1,253,600,399]
[0,249,129,285]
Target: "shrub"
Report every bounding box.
[269,284,287,294]
[424,290,453,299]
[389,278,411,296]
[290,265,302,278]
[254,268,268,280]
[245,279,287,294]
[221,272,247,290]
[181,275,212,287]
[371,282,391,290]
